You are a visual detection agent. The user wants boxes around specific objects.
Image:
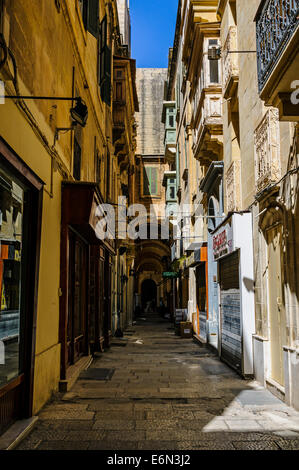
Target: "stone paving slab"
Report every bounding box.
[16,316,299,451]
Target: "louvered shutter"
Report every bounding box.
[87,0,99,38]
[143,167,150,195]
[151,168,158,195]
[99,16,111,106]
[99,16,107,85]
[102,45,112,106]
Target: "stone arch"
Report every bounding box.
[259,202,284,234]
[141,279,157,311]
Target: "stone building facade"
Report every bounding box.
[0,0,138,435]
[134,68,172,314]
[166,0,299,408]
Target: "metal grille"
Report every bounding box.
[256,0,299,91]
[0,386,20,435]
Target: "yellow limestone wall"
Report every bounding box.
[0,99,61,414]
[0,0,120,413]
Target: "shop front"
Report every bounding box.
[0,138,43,434]
[59,182,114,387]
[212,212,255,377]
[185,245,208,342]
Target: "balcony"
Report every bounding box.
[162,101,176,163]
[254,109,281,195]
[112,58,139,169]
[192,91,223,166]
[162,171,177,219]
[255,0,299,120]
[222,26,239,99]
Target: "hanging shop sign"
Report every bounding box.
[162,272,179,279]
[213,219,233,260]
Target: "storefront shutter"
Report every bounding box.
[87,0,99,38]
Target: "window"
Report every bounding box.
[143,167,158,196]
[167,178,176,201]
[106,149,110,199]
[78,0,99,37]
[73,137,81,181]
[94,138,101,184]
[209,39,219,84]
[0,168,23,388]
[0,0,4,33]
[116,82,123,101]
[99,15,111,106]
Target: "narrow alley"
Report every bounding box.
[17,316,299,451]
[1,1,299,454]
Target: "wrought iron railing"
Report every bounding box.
[256,0,299,92]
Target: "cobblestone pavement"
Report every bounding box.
[17,316,299,450]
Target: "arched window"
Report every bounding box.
[208,197,219,232]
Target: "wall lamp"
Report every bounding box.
[0,95,88,127]
[208,46,256,60]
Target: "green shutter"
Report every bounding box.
[143,167,158,196]
[143,167,150,195]
[151,167,157,195]
[87,0,99,38]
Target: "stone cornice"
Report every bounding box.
[216,0,228,20]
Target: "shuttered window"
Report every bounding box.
[78,0,99,38]
[73,137,81,181]
[209,39,219,84]
[143,167,158,196]
[99,16,111,106]
[86,0,99,37]
[106,149,110,199]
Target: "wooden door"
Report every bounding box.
[267,225,286,386]
[67,233,88,365]
[103,253,112,347]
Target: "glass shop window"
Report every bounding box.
[0,167,23,388]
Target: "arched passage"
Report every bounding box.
[141,279,157,312]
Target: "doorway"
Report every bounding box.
[67,232,88,365]
[141,279,157,312]
[267,225,286,387]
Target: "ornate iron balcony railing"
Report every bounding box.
[256,0,299,92]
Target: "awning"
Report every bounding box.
[185,243,208,268]
[62,182,115,254]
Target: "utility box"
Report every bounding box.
[180,321,193,338]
